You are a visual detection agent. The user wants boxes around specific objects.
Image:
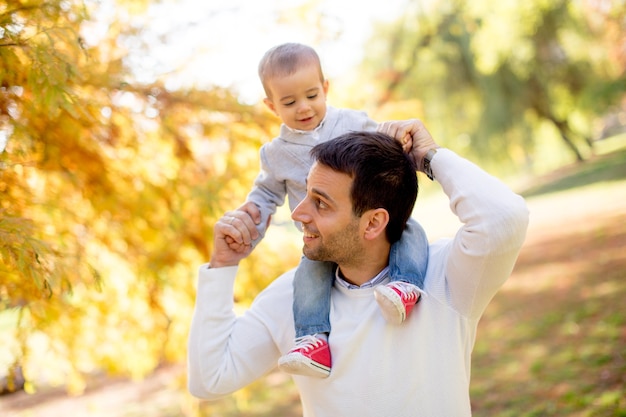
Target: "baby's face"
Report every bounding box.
[264,65,329,131]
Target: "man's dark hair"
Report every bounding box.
[310,131,418,244]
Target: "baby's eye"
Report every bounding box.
[284,101,295,106]
[307,94,318,100]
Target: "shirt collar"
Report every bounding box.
[284,115,326,138]
[335,266,390,290]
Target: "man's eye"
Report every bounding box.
[316,199,328,209]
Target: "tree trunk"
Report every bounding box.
[550,117,585,162]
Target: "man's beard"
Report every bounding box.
[303,220,361,265]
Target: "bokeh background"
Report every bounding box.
[1,0,625,416]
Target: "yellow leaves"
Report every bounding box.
[0,213,60,299]
[2,4,86,119]
[1,0,300,396]
[23,380,35,394]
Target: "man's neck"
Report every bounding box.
[337,252,390,287]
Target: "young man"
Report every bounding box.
[189,119,529,416]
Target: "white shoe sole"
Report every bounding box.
[278,353,330,378]
[374,286,406,325]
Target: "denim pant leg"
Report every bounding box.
[293,257,334,338]
[388,218,429,290]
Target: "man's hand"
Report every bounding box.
[377,119,438,172]
[223,201,263,248]
[210,202,267,268]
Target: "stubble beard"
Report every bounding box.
[303,220,362,266]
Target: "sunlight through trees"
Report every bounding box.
[0,0,624,405]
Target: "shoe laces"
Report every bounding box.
[388,281,420,302]
[293,335,325,352]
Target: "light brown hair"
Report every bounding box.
[258,43,325,98]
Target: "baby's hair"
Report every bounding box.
[258,43,325,98]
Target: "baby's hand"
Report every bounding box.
[377,119,438,172]
[401,133,413,153]
[228,202,262,244]
[377,123,413,153]
[210,212,255,267]
[211,202,271,266]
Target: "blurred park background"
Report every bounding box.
[1,0,625,416]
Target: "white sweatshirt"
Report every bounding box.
[188,149,529,417]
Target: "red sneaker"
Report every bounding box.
[374,281,422,324]
[278,335,331,378]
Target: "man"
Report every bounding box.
[188,119,529,416]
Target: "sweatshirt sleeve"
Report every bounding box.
[246,143,288,243]
[428,149,529,320]
[187,264,291,400]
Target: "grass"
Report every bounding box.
[520,145,626,198]
[470,210,626,416]
[469,136,626,417]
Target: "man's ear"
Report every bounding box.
[263,97,278,116]
[362,208,389,241]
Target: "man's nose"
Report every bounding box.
[291,199,309,223]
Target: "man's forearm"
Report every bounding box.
[187,264,283,400]
[187,265,239,399]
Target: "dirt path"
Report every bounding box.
[0,365,187,417]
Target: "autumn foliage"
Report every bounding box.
[0,0,287,393]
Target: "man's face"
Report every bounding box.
[263,65,329,132]
[291,162,365,267]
